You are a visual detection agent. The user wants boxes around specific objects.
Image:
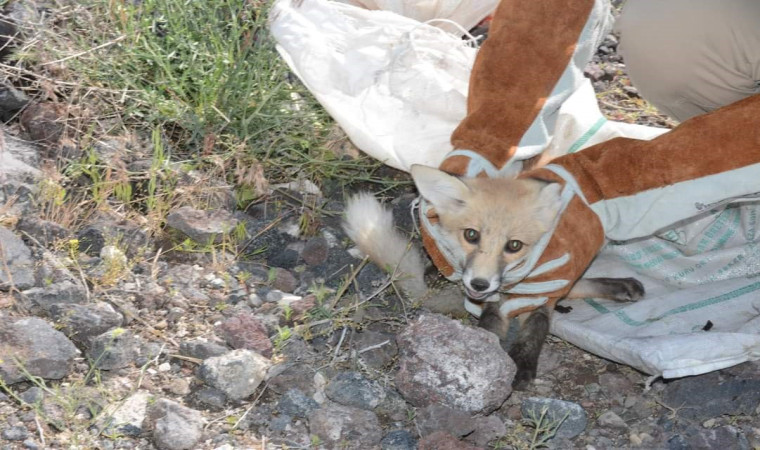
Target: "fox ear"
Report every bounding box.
[411,164,470,214]
[534,182,562,226]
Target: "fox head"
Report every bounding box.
[411,165,562,301]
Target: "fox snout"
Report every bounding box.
[462,268,502,300]
[469,278,491,292]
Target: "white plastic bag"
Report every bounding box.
[270,0,477,171]
[333,0,496,35]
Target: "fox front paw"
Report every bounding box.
[512,368,536,391]
[590,277,645,302]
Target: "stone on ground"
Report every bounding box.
[308,402,383,450]
[146,398,205,450]
[0,226,35,290]
[0,317,79,384]
[521,397,588,440]
[197,349,271,401]
[395,313,514,414]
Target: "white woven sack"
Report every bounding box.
[270,0,478,171]
[333,0,497,35]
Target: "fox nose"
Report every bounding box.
[470,278,491,292]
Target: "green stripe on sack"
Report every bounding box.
[568,117,607,154]
[583,280,760,327]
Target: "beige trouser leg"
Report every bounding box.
[616,0,760,122]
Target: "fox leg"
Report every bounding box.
[478,302,550,390]
[567,277,645,302]
[508,306,551,391]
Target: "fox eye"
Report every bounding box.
[505,240,523,253]
[463,228,480,244]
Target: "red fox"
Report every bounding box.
[344,164,644,389]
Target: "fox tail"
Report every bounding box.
[342,193,428,298]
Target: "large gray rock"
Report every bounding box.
[381,430,417,450]
[0,83,29,115]
[276,388,320,418]
[308,402,383,450]
[418,431,481,450]
[464,415,508,448]
[325,371,385,411]
[395,314,514,414]
[49,302,123,346]
[16,216,69,246]
[354,329,398,369]
[0,226,35,290]
[0,317,80,384]
[668,424,751,450]
[146,399,205,450]
[197,349,271,401]
[166,206,238,244]
[521,397,588,440]
[178,338,229,360]
[0,130,41,215]
[100,390,151,437]
[416,404,476,438]
[86,329,138,370]
[21,280,88,312]
[663,372,760,421]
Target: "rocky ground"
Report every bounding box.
[1,3,760,450]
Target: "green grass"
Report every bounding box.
[47,0,330,166]
[3,0,398,231]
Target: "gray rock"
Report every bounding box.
[597,410,628,429]
[464,415,508,448]
[215,312,273,358]
[416,404,476,437]
[0,226,35,290]
[0,132,41,215]
[49,302,123,346]
[21,280,87,312]
[395,314,514,414]
[269,414,291,432]
[0,83,29,113]
[0,317,80,384]
[197,349,271,401]
[267,363,317,396]
[277,388,319,418]
[381,430,417,450]
[375,388,409,422]
[671,425,750,450]
[354,330,398,369]
[325,371,385,411]
[16,217,68,246]
[75,220,150,259]
[166,206,238,244]
[521,397,588,440]
[663,373,760,420]
[86,329,138,370]
[101,390,151,437]
[418,431,481,450]
[178,339,229,360]
[188,387,227,411]
[19,387,43,405]
[147,399,205,450]
[308,402,383,449]
[1,426,29,441]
